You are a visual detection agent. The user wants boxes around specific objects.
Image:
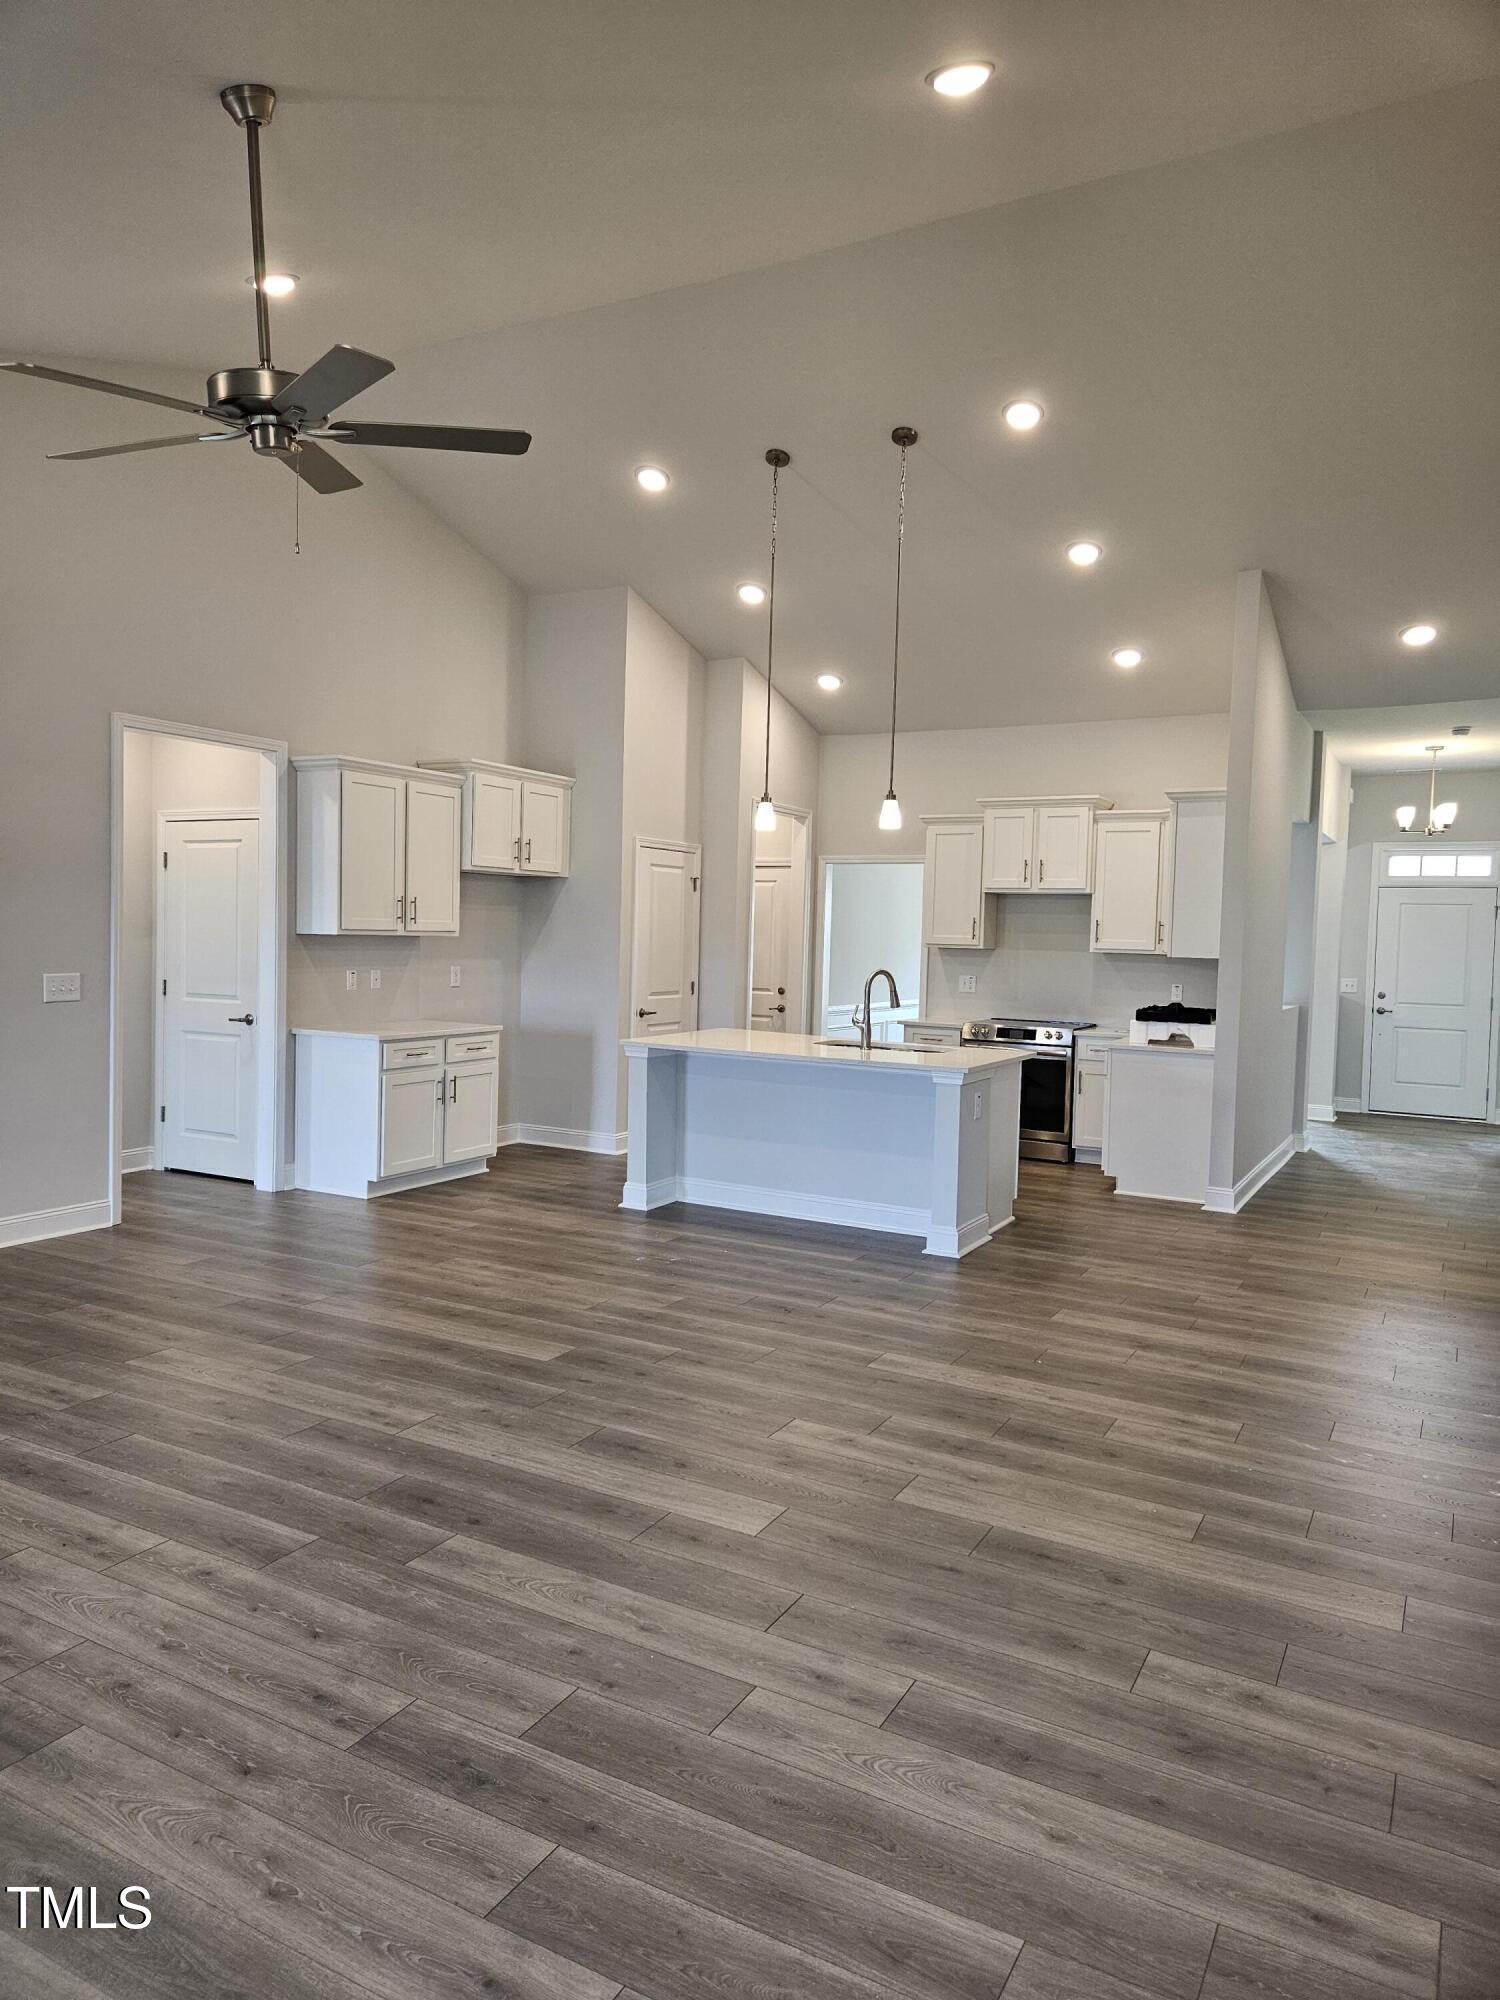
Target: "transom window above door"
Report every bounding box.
[1383,849,1494,881]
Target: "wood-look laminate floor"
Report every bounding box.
[0,1116,1497,2000]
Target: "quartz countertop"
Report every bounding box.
[622,1027,1025,1075]
[292,1020,502,1042]
[1110,1037,1214,1059]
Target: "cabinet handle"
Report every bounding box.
[514,836,521,864]
[1023,858,1029,885]
[1094,918,1100,943]
[1157,918,1164,948]
[450,1075,458,1103]
[524,838,532,864]
[1038,858,1044,884]
[396,894,405,925]
[409,895,417,925]
[971,916,977,940]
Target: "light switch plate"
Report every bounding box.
[449,964,462,987]
[369,969,381,990]
[345,970,357,991]
[957,973,977,994]
[43,972,81,1003]
[1340,976,1358,994]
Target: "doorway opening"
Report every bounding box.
[110,714,288,1221]
[817,856,923,1039]
[746,802,812,1032]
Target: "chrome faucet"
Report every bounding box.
[851,968,901,1049]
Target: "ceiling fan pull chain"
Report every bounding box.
[292,443,302,555]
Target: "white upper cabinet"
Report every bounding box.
[1164,790,1226,959]
[295,757,462,936]
[979,797,1111,894]
[404,779,462,932]
[419,760,574,877]
[1091,811,1168,953]
[922,816,995,949]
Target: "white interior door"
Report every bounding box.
[405,780,461,933]
[1369,886,1496,1117]
[160,817,259,1179]
[630,841,701,1036]
[750,863,791,1029]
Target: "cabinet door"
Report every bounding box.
[924,822,986,946]
[1073,1064,1106,1150]
[1092,816,1164,953]
[1166,795,1226,958]
[1035,805,1092,892]
[379,1066,444,1177]
[982,808,1033,891]
[405,781,461,933]
[468,772,522,872]
[443,1059,499,1164]
[339,769,405,933]
[520,781,569,875]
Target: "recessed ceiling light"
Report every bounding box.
[1400,622,1437,647]
[737,582,766,606]
[1002,399,1044,433]
[1066,540,1103,568]
[635,465,670,494]
[926,61,995,98]
[1110,646,1144,669]
[816,673,844,692]
[246,273,298,296]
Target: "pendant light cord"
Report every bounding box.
[763,457,780,801]
[888,442,907,795]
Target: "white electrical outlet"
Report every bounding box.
[42,972,81,1003]
[1340,976,1359,995]
[971,1091,984,1120]
[369,969,381,990]
[449,964,462,988]
[345,970,357,992]
[958,972,977,994]
[1170,983,1183,1003]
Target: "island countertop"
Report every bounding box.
[621,1027,1025,1077]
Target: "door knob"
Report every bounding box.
[637,1008,657,1019]
[229,1012,255,1025]
[772,1004,786,1014]
[1374,1006,1393,1015]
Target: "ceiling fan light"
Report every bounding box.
[878,791,903,832]
[1394,804,1417,831]
[753,795,777,834]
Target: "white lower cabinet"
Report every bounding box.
[1073,1062,1106,1154]
[1091,811,1169,954]
[294,1024,502,1198]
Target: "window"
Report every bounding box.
[1381,848,1494,882]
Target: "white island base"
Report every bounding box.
[621,1030,1024,1258]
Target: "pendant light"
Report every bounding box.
[879,426,917,831]
[1395,745,1458,836]
[753,447,791,836]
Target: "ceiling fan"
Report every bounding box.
[0,83,531,495]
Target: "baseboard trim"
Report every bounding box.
[1305,1104,1337,1125]
[0,1198,114,1250]
[499,1123,627,1156]
[621,1173,930,1241]
[1333,1095,1363,1114]
[1204,1134,1296,1215]
[121,1146,156,1174]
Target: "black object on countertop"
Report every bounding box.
[1136,1002,1216,1025]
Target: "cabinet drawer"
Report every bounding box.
[383,1037,443,1070]
[444,1032,500,1064]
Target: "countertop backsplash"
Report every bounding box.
[925,893,1218,1027]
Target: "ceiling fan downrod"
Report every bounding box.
[220,84,278,371]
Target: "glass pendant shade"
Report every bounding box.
[753,795,777,834]
[1394,804,1417,831]
[1434,802,1458,830]
[878,791,903,832]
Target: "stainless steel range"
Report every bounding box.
[962,1017,1096,1164]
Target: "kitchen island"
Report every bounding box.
[621,1029,1024,1258]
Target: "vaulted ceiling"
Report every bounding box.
[5,1,1499,731]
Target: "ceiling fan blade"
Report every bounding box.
[285,440,363,494]
[48,431,241,462]
[317,421,532,456]
[2,361,217,418]
[272,344,394,423]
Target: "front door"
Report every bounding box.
[159,817,260,1179]
[750,863,790,1029]
[630,841,701,1036]
[1369,884,1496,1118]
